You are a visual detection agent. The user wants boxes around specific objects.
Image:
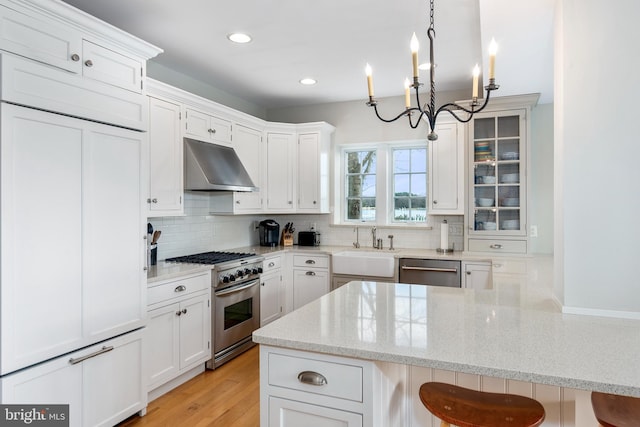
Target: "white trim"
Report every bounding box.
[562,305,640,320]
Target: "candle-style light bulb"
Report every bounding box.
[410,33,419,79]
[365,63,374,97]
[472,64,480,98]
[404,77,411,108]
[488,38,498,80]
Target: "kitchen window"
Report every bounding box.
[340,141,428,226]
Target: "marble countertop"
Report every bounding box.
[253,279,640,397]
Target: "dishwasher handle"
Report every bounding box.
[400,265,458,273]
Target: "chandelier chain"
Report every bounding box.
[429,0,434,31]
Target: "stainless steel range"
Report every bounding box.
[165,251,263,369]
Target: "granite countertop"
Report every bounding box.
[253,280,640,398]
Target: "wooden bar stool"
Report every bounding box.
[591,391,640,427]
[419,382,545,427]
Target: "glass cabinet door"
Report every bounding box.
[471,111,525,234]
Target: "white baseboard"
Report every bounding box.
[562,305,640,320]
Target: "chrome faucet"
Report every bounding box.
[353,226,360,248]
[372,226,377,248]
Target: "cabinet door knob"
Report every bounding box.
[466,271,472,275]
[298,371,327,386]
[288,201,293,205]
[152,198,158,204]
[433,200,438,205]
[84,59,93,67]
[313,200,317,204]
[176,310,182,316]
[208,128,216,134]
[71,53,80,62]
[182,308,187,314]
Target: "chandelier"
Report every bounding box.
[365,0,499,140]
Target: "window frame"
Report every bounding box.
[337,140,429,227]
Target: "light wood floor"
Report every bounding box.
[118,346,260,427]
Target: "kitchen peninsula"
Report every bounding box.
[253,277,640,426]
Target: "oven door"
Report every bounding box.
[214,278,260,354]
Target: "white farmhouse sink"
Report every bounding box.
[332,250,396,277]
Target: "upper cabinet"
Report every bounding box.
[148,96,183,216]
[465,94,538,254]
[184,108,232,146]
[428,120,464,215]
[266,131,296,212]
[146,78,335,217]
[0,0,161,130]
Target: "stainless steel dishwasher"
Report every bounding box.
[398,258,461,287]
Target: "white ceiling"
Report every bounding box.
[63,0,555,109]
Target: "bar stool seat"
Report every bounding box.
[591,391,640,427]
[419,382,545,427]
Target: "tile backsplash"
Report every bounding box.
[148,193,464,261]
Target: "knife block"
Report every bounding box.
[281,231,293,247]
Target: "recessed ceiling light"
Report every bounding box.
[227,33,252,44]
[299,78,317,85]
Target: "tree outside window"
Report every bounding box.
[346,150,376,221]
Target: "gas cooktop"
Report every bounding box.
[165,251,259,265]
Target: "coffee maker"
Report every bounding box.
[259,219,280,247]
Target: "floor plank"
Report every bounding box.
[118,346,260,427]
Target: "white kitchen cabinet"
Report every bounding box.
[148,96,183,216]
[0,103,146,375]
[266,131,296,212]
[210,124,264,213]
[297,124,333,213]
[269,397,363,427]
[462,261,492,290]
[260,346,397,427]
[184,107,232,146]
[146,272,211,394]
[261,255,283,326]
[428,120,464,214]
[465,95,538,254]
[292,254,329,310]
[0,328,145,427]
[0,4,144,93]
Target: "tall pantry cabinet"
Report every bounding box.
[0,1,162,426]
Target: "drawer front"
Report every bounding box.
[468,239,527,254]
[293,254,328,269]
[268,352,363,402]
[148,272,210,306]
[263,255,282,273]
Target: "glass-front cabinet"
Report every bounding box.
[471,111,526,235]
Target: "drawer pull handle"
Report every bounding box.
[305,259,316,264]
[298,371,327,386]
[175,285,187,292]
[268,262,275,267]
[490,244,503,249]
[306,271,316,276]
[69,346,113,365]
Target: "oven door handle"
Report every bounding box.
[215,280,258,296]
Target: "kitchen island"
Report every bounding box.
[253,278,640,426]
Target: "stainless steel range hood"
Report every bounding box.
[184,137,258,192]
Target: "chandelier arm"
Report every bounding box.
[371,103,421,123]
